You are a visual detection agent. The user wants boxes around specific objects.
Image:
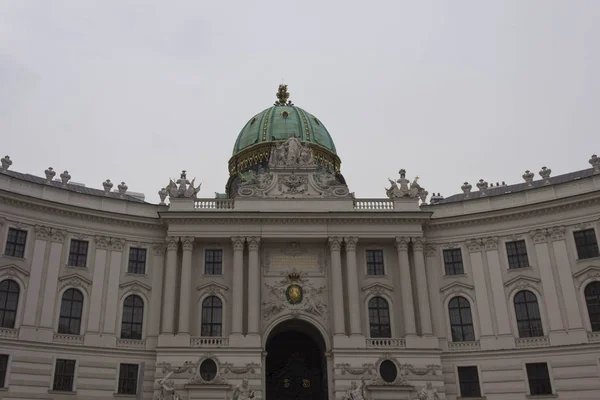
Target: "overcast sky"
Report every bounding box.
[1,1,598,203]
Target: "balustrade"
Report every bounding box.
[190,336,229,348]
[366,338,406,349]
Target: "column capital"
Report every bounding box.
[483,236,498,251]
[328,237,342,251]
[34,225,51,241]
[95,235,110,250]
[181,236,194,251]
[411,237,425,251]
[152,241,166,256]
[50,228,66,243]
[110,238,125,252]
[530,229,549,244]
[165,236,179,251]
[344,237,358,251]
[247,236,261,251]
[548,226,566,242]
[231,236,245,251]
[395,236,409,251]
[466,238,484,253]
[424,243,437,257]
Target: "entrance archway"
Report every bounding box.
[265,320,328,400]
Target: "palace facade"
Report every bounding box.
[0,86,600,400]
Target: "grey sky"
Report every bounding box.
[1,1,598,203]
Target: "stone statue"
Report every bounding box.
[342,379,367,400]
[268,135,314,168]
[155,371,181,400]
[298,144,315,167]
[232,378,261,400]
[286,135,302,165]
[385,169,428,202]
[166,170,201,199]
[416,382,440,400]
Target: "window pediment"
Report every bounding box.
[503,275,541,294]
[361,282,394,297]
[573,265,600,288]
[119,280,151,297]
[58,273,91,295]
[0,264,30,280]
[197,282,229,298]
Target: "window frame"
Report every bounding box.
[57,288,84,335]
[200,295,223,337]
[127,247,147,275]
[51,358,77,393]
[120,294,145,340]
[524,361,554,396]
[513,290,544,338]
[67,239,89,268]
[0,353,10,388]
[443,248,465,276]
[584,281,600,332]
[455,364,483,398]
[3,227,28,259]
[574,228,600,260]
[365,249,385,276]
[367,296,392,338]
[117,363,139,395]
[204,249,224,276]
[0,279,20,329]
[505,239,530,269]
[448,296,476,342]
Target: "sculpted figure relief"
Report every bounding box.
[385,169,428,202]
[268,135,315,168]
[416,382,441,400]
[342,379,367,400]
[233,378,261,400]
[166,170,201,199]
[155,371,181,400]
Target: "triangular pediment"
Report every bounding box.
[197,281,229,292]
[0,264,30,277]
[119,280,152,292]
[504,275,540,288]
[573,265,600,279]
[58,273,92,286]
[439,281,474,293]
[361,282,394,293]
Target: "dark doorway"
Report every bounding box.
[265,321,327,400]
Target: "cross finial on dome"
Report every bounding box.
[275,84,293,106]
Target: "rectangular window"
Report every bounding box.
[506,240,530,269]
[526,362,553,395]
[53,359,76,392]
[574,229,600,260]
[118,363,139,395]
[68,240,88,267]
[443,249,464,275]
[128,248,147,274]
[4,228,27,258]
[366,250,385,275]
[458,366,482,397]
[0,354,8,388]
[204,249,223,275]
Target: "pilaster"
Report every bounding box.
[466,238,495,349]
[247,236,261,337]
[38,228,66,342]
[396,237,417,339]
[412,238,433,337]
[161,236,178,334]
[83,235,109,346]
[147,242,166,348]
[329,237,346,338]
[230,236,245,337]
[178,236,194,337]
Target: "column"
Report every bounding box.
[483,237,512,336]
[86,236,109,333]
[530,229,564,333]
[344,237,361,336]
[329,237,346,335]
[148,242,166,340]
[412,238,433,335]
[395,237,416,336]
[466,239,494,337]
[548,226,584,331]
[39,229,66,332]
[22,226,49,327]
[231,237,245,335]
[102,238,125,335]
[247,237,261,335]
[178,237,194,334]
[161,237,178,334]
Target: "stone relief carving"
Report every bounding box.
[362,282,394,297]
[197,282,228,299]
[268,135,314,169]
[262,271,327,323]
[155,361,195,400]
[416,382,441,400]
[34,225,51,240]
[233,378,262,400]
[336,363,376,376]
[58,274,91,295]
[238,167,274,197]
[188,355,227,385]
[165,170,201,200]
[530,229,549,244]
[342,379,367,400]
[385,169,428,203]
[220,362,260,375]
[504,275,541,295]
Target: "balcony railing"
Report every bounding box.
[515,336,550,348]
[447,340,481,352]
[0,328,18,339]
[366,338,406,349]
[53,333,84,345]
[194,199,235,210]
[116,338,146,349]
[190,336,229,348]
[353,199,394,210]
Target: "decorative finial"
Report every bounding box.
[539,166,551,184]
[60,170,71,185]
[45,167,56,183]
[274,84,293,106]
[118,181,128,197]
[0,156,12,172]
[102,179,113,194]
[522,170,535,186]
[590,154,600,174]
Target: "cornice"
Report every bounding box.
[425,191,600,231]
[0,190,163,230]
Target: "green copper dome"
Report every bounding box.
[232,86,337,155]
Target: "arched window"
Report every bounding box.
[514,290,543,337]
[58,289,83,335]
[448,296,475,342]
[0,279,20,328]
[121,295,144,339]
[585,282,600,332]
[201,296,222,337]
[368,297,391,338]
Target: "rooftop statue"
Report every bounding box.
[386,169,428,203]
[269,134,315,169]
[166,170,201,199]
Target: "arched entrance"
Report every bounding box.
[265,320,328,400]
